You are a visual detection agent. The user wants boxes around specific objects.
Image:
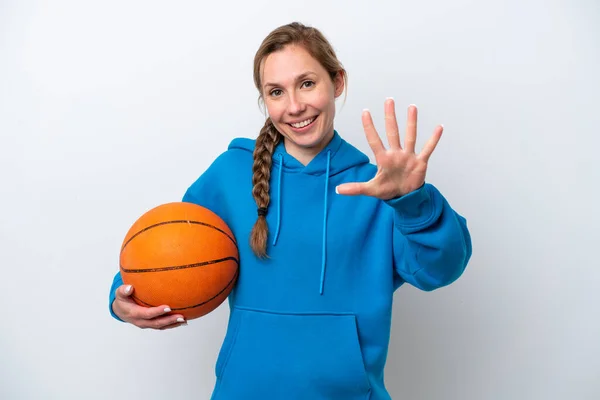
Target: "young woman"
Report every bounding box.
[109,22,472,400]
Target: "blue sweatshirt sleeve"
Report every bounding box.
[107,150,231,321]
[108,271,125,322]
[386,183,472,291]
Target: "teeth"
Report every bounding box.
[290,117,315,128]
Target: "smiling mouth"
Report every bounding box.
[287,115,318,129]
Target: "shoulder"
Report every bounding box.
[182,137,254,203]
[185,137,254,183]
[219,137,256,164]
[203,137,255,171]
[228,137,256,152]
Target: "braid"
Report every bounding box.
[250,118,281,258]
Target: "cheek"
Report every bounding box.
[265,102,283,120]
[313,90,335,114]
[266,104,289,134]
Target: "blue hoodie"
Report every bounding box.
[108,130,472,399]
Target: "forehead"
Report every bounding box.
[261,45,326,85]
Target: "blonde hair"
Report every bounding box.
[250,22,347,258]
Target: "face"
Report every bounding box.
[260,45,344,164]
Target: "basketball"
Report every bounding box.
[119,202,239,320]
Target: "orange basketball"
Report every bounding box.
[119,202,239,320]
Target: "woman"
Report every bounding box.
[109,21,472,400]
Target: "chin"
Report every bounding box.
[289,131,328,149]
[283,122,332,148]
[293,131,324,144]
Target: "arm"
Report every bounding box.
[107,150,231,321]
[388,183,472,291]
[334,100,471,291]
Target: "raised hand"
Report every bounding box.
[336,98,443,200]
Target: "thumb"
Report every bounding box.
[116,284,134,299]
[335,182,372,196]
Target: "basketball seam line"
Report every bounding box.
[120,256,239,273]
[131,268,239,310]
[120,220,238,252]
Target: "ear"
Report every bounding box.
[333,71,345,98]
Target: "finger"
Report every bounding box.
[336,181,374,197]
[116,284,134,299]
[362,109,385,156]
[419,124,444,162]
[384,98,401,149]
[139,315,186,330]
[404,104,418,153]
[139,304,175,320]
[160,320,188,330]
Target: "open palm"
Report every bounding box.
[336,99,443,200]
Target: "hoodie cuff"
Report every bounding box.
[384,183,442,234]
[109,273,125,322]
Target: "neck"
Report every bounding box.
[284,129,334,166]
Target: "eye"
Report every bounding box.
[269,89,283,97]
[301,80,315,89]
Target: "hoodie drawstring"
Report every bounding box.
[272,153,283,246]
[271,150,331,295]
[319,150,331,295]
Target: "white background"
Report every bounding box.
[1,0,599,399]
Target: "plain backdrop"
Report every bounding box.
[1,0,599,399]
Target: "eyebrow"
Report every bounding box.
[263,71,317,89]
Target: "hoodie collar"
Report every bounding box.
[272,130,344,175]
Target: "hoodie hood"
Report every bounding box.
[227,130,370,294]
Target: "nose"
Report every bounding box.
[287,92,306,116]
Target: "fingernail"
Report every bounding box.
[362,108,369,113]
[335,186,339,194]
[386,97,394,101]
[124,285,132,294]
[177,317,185,323]
[409,104,417,108]
[164,307,171,313]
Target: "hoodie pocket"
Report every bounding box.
[212,307,372,400]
